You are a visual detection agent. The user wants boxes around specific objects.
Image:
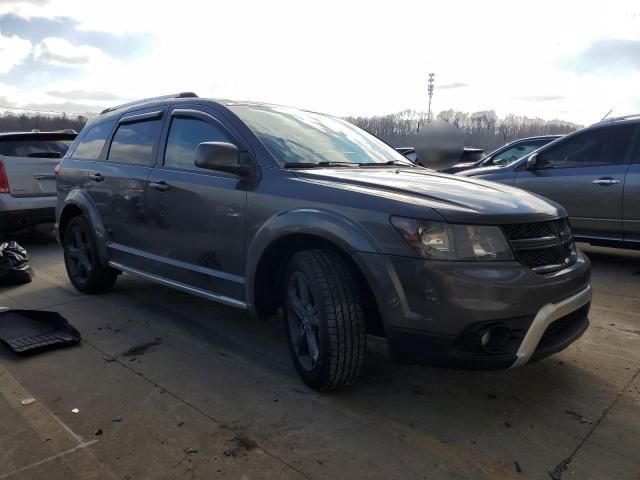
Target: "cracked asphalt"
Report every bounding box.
[0,232,639,480]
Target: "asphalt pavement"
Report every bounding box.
[0,231,638,480]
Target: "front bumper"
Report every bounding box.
[353,250,591,368]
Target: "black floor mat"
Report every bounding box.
[0,309,81,354]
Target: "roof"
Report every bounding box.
[97,92,330,121]
[0,129,77,137]
[510,135,563,141]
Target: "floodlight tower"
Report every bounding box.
[427,73,435,123]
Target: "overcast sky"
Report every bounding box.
[1,0,639,124]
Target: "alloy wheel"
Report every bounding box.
[65,225,93,283]
[286,271,320,371]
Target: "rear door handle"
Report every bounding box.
[89,172,104,182]
[34,173,56,180]
[149,181,170,192]
[592,177,621,186]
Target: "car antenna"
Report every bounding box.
[600,109,613,121]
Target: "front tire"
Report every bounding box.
[63,216,117,294]
[283,250,366,391]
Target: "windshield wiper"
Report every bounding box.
[358,160,415,167]
[284,161,355,168]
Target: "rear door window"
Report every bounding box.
[108,118,163,166]
[537,125,637,168]
[71,121,114,160]
[164,116,232,170]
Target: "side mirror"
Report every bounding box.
[194,142,251,176]
[525,153,538,170]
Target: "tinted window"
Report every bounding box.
[491,141,546,166]
[538,125,637,168]
[0,136,74,158]
[108,119,162,166]
[164,116,231,170]
[71,121,114,160]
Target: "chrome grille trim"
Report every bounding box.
[502,219,577,274]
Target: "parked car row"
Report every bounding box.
[440,135,561,174]
[458,116,640,250]
[6,96,634,390]
[53,93,592,390]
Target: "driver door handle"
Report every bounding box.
[592,177,621,186]
[89,172,104,182]
[149,181,170,192]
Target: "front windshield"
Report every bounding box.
[229,104,412,166]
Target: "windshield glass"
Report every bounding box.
[229,105,412,166]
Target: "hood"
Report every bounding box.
[456,165,506,177]
[294,167,564,223]
[449,162,477,168]
[441,162,478,172]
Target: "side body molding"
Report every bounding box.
[244,209,383,313]
[59,188,110,264]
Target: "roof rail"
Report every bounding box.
[596,114,640,125]
[100,92,198,115]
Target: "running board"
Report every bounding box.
[109,261,247,310]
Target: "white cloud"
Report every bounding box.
[0,30,32,73]
[32,37,107,65]
[2,0,640,124]
[46,89,122,101]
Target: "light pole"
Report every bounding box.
[427,73,435,124]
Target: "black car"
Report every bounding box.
[440,135,561,174]
[56,93,590,390]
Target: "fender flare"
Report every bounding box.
[245,208,382,313]
[59,188,110,264]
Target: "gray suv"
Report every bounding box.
[0,130,76,235]
[56,93,591,390]
[458,116,640,249]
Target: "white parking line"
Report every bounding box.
[0,440,99,480]
[34,395,86,445]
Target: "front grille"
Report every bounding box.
[517,243,574,269]
[502,221,556,241]
[502,219,577,273]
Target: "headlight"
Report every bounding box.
[390,217,514,261]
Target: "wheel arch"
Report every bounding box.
[58,189,109,264]
[247,210,385,336]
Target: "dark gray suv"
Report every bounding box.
[56,93,591,390]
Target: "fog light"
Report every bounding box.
[479,326,510,353]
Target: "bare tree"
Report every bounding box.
[0,112,92,133]
[346,109,580,151]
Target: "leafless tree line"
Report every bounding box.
[1,108,580,154]
[345,109,580,151]
[0,112,91,133]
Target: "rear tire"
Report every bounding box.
[283,249,366,391]
[63,216,117,294]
